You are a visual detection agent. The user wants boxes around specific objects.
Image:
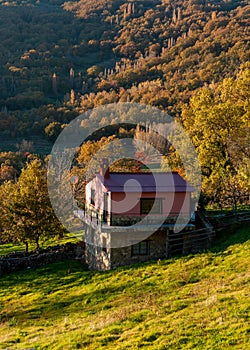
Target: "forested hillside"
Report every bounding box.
[0,0,249,145]
[0,0,249,209]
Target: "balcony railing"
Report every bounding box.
[111,213,191,226]
[75,207,192,228]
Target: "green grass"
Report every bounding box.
[0,225,249,349]
[0,232,83,257]
[206,206,250,215]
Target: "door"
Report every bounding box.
[103,192,108,223]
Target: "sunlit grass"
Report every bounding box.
[0,225,249,349]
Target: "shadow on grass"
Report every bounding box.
[1,222,249,324]
[1,259,153,322]
[210,222,250,253]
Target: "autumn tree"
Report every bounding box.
[181,66,250,207]
[45,121,62,142]
[0,159,65,252]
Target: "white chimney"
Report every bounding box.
[100,158,110,179]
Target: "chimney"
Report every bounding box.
[100,158,110,179]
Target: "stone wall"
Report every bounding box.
[0,242,85,275]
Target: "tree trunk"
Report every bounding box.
[35,237,40,250]
[25,241,29,253]
[233,196,237,213]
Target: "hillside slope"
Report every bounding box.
[0,0,249,150]
[0,224,249,349]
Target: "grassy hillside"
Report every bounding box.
[0,225,249,349]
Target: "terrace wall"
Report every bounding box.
[0,242,85,275]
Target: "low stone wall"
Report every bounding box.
[209,211,250,230]
[0,242,85,275]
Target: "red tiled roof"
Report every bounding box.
[97,172,194,193]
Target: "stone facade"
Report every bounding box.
[84,227,174,271]
[110,229,168,269]
[85,244,111,270]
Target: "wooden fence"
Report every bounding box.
[167,227,215,257]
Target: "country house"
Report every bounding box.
[76,161,213,270]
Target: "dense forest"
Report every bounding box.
[0,0,249,145]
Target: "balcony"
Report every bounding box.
[110,213,190,226]
[74,208,195,233]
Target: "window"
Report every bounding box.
[131,241,150,256]
[140,198,162,215]
[91,188,95,206]
[102,237,107,253]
